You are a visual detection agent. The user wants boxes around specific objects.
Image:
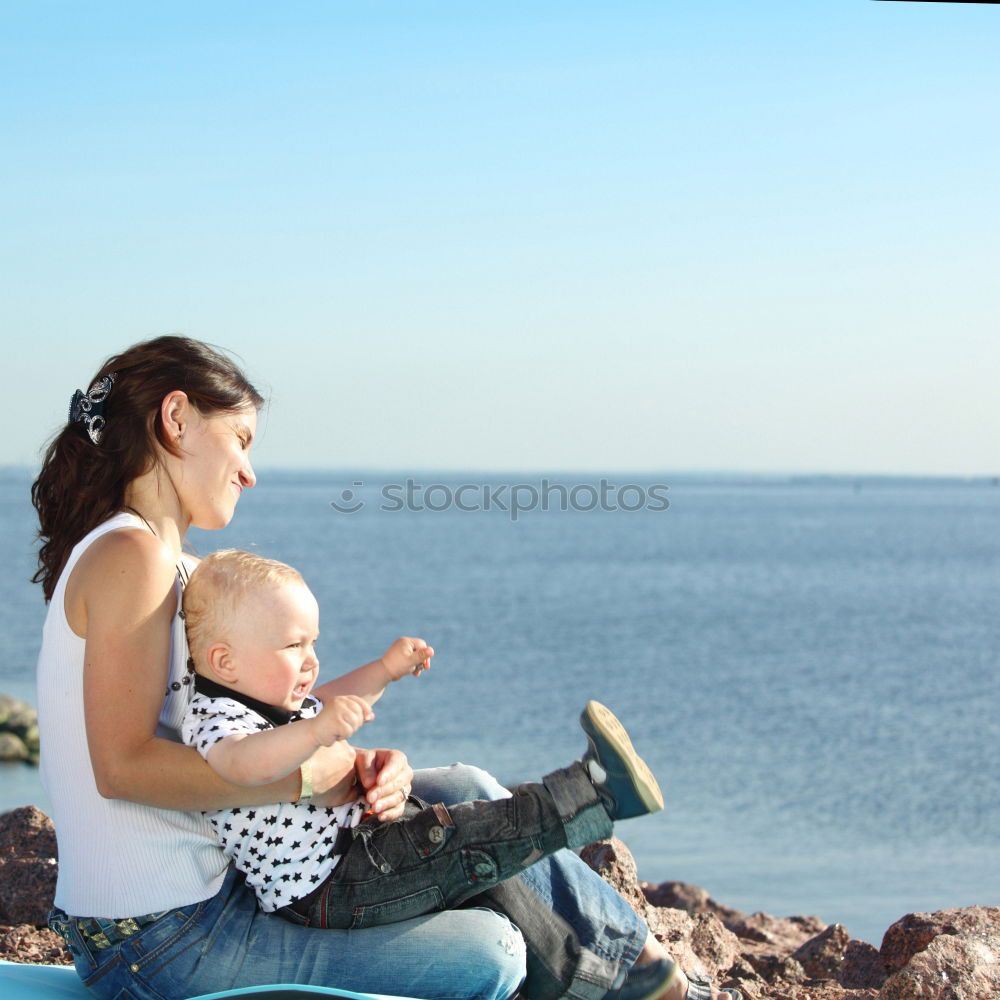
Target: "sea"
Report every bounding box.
[1,467,997,947]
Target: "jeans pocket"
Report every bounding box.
[349,884,446,929]
[82,953,140,1000]
[461,849,500,887]
[128,906,211,975]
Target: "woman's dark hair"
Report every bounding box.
[32,336,265,601]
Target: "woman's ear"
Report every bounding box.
[159,390,191,447]
[206,642,239,684]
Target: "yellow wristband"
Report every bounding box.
[295,760,313,802]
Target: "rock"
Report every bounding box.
[643,904,711,978]
[839,939,888,990]
[723,956,769,999]
[0,805,58,860]
[0,693,22,724]
[792,923,851,980]
[580,837,649,916]
[0,806,70,964]
[878,907,1000,1000]
[730,910,828,958]
[0,812,993,995]
[584,841,742,981]
[0,924,71,965]
[0,732,30,762]
[0,858,59,926]
[689,911,743,979]
[0,694,39,762]
[0,807,60,927]
[642,879,746,928]
[745,950,806,983]
[599,847,900,998]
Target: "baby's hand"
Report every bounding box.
[381,637,434,681]
[310,695,374,747]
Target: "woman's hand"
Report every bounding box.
[354,747,414,821]
[303,741,367,808]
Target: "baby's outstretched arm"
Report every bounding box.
[314,637,433,706]
[204,695,373,788]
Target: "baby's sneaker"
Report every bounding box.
[580,701,664,821]
[603,959,677,1000]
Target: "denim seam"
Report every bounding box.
[82,951,132,993]
[117,900,209,985]
[584,913,647,968]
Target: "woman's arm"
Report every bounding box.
[74,529,358,810]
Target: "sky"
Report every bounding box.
[3,1,998,476]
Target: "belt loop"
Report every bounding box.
[431,802,455,828]
[49,909,99,970]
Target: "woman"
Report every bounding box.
[33,336,736,1000]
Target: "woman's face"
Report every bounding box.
[176,405,258,530]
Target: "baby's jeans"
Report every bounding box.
[283,760,613,933]
[415,763,648,1000]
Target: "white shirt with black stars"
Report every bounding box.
[182,692,366,912]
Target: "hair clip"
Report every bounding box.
[69,372,116,445]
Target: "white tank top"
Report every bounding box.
[36,512,227,918]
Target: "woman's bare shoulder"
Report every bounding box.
[80,523,177,574]
[66,526,179,636]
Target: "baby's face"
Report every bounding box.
[227,581,321,711]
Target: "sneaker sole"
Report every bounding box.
[582,701,664,815]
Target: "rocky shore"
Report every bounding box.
[0,696,39,765]
[0,806,996,999]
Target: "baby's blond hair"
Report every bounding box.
[183,549,305,669]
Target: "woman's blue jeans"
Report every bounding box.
[59,765,645,1000]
